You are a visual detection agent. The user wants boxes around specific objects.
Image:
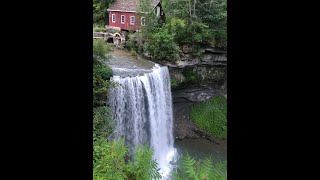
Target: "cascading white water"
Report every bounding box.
[108,64,177,178]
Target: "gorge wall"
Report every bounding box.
[156,46,227,143]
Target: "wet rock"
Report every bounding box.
[172,84,226,143]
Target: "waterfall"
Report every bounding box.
[108,64,176,178]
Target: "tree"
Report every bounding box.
[144,27,180,61]
[93,39,113,106]
[137,0,163,37]
[93,0,116,25]
[195,0,227,47]
[161,0,227,47]
[93,39,112,63]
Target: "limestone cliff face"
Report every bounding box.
[168,46,227,142]
[154,46,227,86]
[159,46,227,68]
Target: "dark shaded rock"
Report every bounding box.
[200,53,227,66]
[172,84,226,143]
[192,128,221,145]
[182,45,193,53]
[204,47,227,54]
[172,85,223,103]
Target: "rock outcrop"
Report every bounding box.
[172,84,226,144]
[169,46,227,143]
[158,46,227,68]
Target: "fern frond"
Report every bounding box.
[181,154,199,180]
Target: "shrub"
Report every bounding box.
[93,138,161,180]
[144,28,180,62]
[93,26,106,32]
[174,154,227,180]
[191,96,227,139]
[128,145,162,180]
[93,63,113,106]
[93,138,128,180]
[93,39,112,63]
[93,106,114,140]
[126,32,144,53]
[171,77,180,88]
[94,63,112,81]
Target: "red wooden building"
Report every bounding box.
[107,0,164,31]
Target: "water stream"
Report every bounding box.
[108,64,177,178]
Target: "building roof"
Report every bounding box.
[107,0,160,12]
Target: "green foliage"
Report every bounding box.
[93,39,112,63]
[121,0,227,61]
[93,107,114,139]
[93,26,106,32]
[163,18,187,44]
[144,28,180,62]
[165,18,213,46]
[174,154,227,180]
[93,63,113,106]
[127,32,145,53]
[164,0,227,47]
[182,68,199,83]
[93,0,116,25]
[138,0,162,35]
[93,138,162,180]
[196,0,227,47]
[126,33,137,51]
[142,14,162,36]
[94,63,113,81]
[191,96,227,139]
[171,77,180,88]
[129,145,162,180]
[93,139,128,179]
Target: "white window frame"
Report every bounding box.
[141,17,145,26]
[121,15,125,24]
[156,6,160,17]
[130,16,135,25]
[112,14,116,22]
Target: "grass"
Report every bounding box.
[190,95,227,140]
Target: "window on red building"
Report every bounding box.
[130,16,135,25]
[112,14,116,22]
[121,15,125,24]
[141,17,145,26]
